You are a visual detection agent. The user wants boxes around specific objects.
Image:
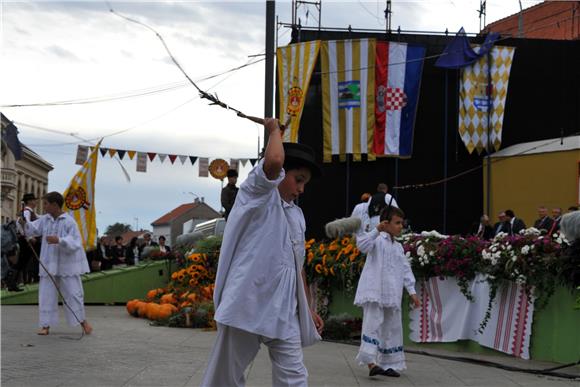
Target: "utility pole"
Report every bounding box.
[264,0,276,145]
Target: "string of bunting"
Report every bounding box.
[75,145,257,177]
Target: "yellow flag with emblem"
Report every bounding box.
[321,38,376,162]
[277,40,321,143]
[62,140,101,250]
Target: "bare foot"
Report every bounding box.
[81,321,93,335]
[37,327,49,335]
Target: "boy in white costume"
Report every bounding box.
[21,191,92,336]
[354,206,420,377]
[201,118,324,387]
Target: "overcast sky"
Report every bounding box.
[1,0,540,237]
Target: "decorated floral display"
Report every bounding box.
[304,228,575,327]
[126,236,221,328]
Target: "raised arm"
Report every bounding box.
[262,118,284,180]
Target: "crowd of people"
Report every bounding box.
[471,205,573,240]
[88,232,171,272]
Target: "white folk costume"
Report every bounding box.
[354,228,416,371]
[351,201,370,235]
[24,213,90,328]
[201,159,320,387]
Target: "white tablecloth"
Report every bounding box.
[409,275,535,359]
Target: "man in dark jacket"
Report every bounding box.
[221,169,239,220]
[505,209,526,235]
[533,206,554,233]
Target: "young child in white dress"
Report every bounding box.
[354,205,420,377]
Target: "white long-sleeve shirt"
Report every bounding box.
[213,160,320,346]
[351,202,370,235]
[24,213,90,277]
[354,228,416,309]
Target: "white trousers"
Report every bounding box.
[39,275,86,328]
[200,323,308,387]
[356,303,406,371]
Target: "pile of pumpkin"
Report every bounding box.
[125,250,218,327]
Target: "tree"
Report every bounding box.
[105,222,132,237]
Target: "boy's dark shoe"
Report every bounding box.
[369,365,384,377]
[382,368,400,377]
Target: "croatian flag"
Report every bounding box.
[373,42,425,157]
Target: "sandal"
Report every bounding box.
[37,327,49,335]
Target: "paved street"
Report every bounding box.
[1,305,578,386]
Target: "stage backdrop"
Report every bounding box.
[285,30,579,239]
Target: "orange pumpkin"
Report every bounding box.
[187,293,198,303]
[146,289,158,300]
[136,301,149,318]
[180,301,192,308]
[160,293,177,305]
[126,299,140,317]
[157,304,175,320]
[146,302,161,320]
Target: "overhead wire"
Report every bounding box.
[1,58,264,109]
[393,132,579,190]
[20,52,257,148]
[106,3,258,121]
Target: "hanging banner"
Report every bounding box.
[136,152,147,172]
[158,154,167,163]
[75,145,89,165]
[277,40,321,143]
[373,42,425,158]
[178,155,188,164]
[63,140,101,250]
[459,46,515,154]
[321,38,376,162]
[198,157,209,177]
[229,159,239,172]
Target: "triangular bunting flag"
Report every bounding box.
[249,158,258,166]
[89,146,95,151]
[158,154,167,163]
[99,148,108,157]
[240,158,248,167]
[108,148,117,158]
[127,150,137,160]
[178,155,188,164]
[147,152,157,162]
[230,159,239,171]
[189,156,198,166]
[117,150,126,160]
[168,155,177,164]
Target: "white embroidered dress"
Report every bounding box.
[354,228,416,308]
[354,228,417,371]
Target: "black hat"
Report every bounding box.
[22,193,37,203]
[226,169,238,178]
[283,142,322,178]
